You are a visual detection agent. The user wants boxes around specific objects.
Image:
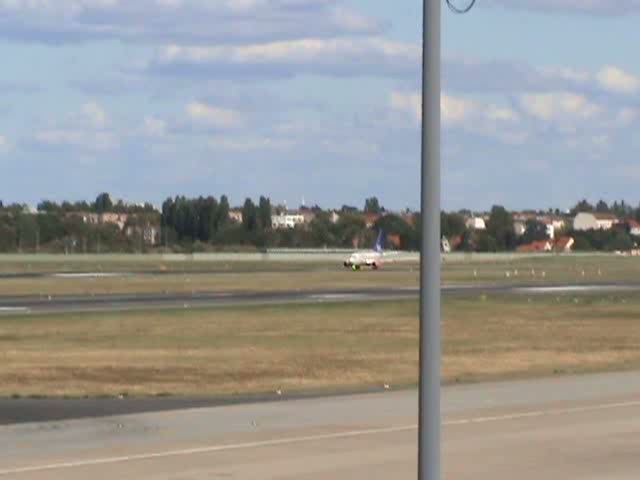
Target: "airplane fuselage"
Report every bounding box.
[343,250,383,270]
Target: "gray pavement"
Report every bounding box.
[2,282,640,315]
[2,372,640,479]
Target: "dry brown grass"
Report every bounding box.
[2,295,640,397]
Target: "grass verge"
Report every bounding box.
[1,294,640,397]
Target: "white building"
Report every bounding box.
[573,212,618,231]
[271,213,305,229]
[465,217,486,230]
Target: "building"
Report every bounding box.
[514,221,527,237]
[228,210,243,224]
[573,212,618,231]
[517,240,553,253]
[465,217,486,230]
[271,213,305,229]
[364,213,381,229]
[554,236,575,253]
[625,219,640,237]
[99,213,129,230]
[125,224,160,245]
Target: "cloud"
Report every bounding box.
[596,66,640,94]
[0,135,11,154]
[32,103,119,152]
[488,0,640,15]
[518,92,601,121]
[391,91,524,143]
[82,102,108,128]
[208,135,295,152]
[151,37,419,78]
[143,116,167,138]
[186,102,244,129]
[34,130,119,151]
[0,0,384,44]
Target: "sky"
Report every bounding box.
[1,1,640,212]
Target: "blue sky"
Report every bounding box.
[1,0,640,212]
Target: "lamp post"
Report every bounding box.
[419,0,441,478]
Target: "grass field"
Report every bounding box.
[2,294,640,398]
[1,254,639,297]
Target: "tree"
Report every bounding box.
[520,219,548,245]
[242,198,257,232]
[95,193,113,213]
[341,205,358,213]
[216,195,230,231]
[572,199,594,214]
[258,196,272,231]
[595,200,609,213]
[364,197,382,214]
[441,212,467,239]
[486,206,516,251]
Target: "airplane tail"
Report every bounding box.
[375,230,385,253]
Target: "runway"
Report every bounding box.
[1,282,640,315]
[2,372,640,479]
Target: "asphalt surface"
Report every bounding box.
[2,372,640,479]
[2,282,640,315]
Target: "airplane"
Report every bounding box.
[343,230,390,271]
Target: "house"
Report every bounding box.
[99,213,129,230]
[465,216,486,230]
[517,240,553,253]
[573,212,618,231]
[271,213,305,229]
[626,219,640,237]
[329,211,341,224]
[514,221,527,237]
[554,236,575,253]
[228,210,243,224]
[125,224,160,245]
[364,213,381,229]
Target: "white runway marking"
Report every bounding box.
[0,307,29,313]
[2,400,640,476]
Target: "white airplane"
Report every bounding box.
[343,230,390,270]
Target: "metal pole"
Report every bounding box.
[419,0,441,479]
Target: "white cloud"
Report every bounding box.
[488,0,640,15]
[0,0,383,43]
[186,102,244,129]
[519,92,601,121]
[391,91,524,144]
[208,135,295,152]
[0,135,11,154]
[35,130,119,151]
[596,66,640,94]
[154,37,419,77]
[82,102,108,128]
[143,116,167,137]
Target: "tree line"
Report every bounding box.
[1,194,640,253]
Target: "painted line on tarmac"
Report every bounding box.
[0,307,29,313]
[3,400,640,476]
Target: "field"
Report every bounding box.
[2,294,640,398]
[1,253,640,297]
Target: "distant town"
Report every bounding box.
[1,194,639,254]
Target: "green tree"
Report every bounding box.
[242,198,258,232]
[520,219,548,245]
[486,206,516,251]
[364,197,382,214]
[258,196,272,231]
[595,200,609,213]
[441,212,467,239]
[95,193,113,213]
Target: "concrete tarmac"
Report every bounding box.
[2,372,640,479]
[2,282,640,315]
